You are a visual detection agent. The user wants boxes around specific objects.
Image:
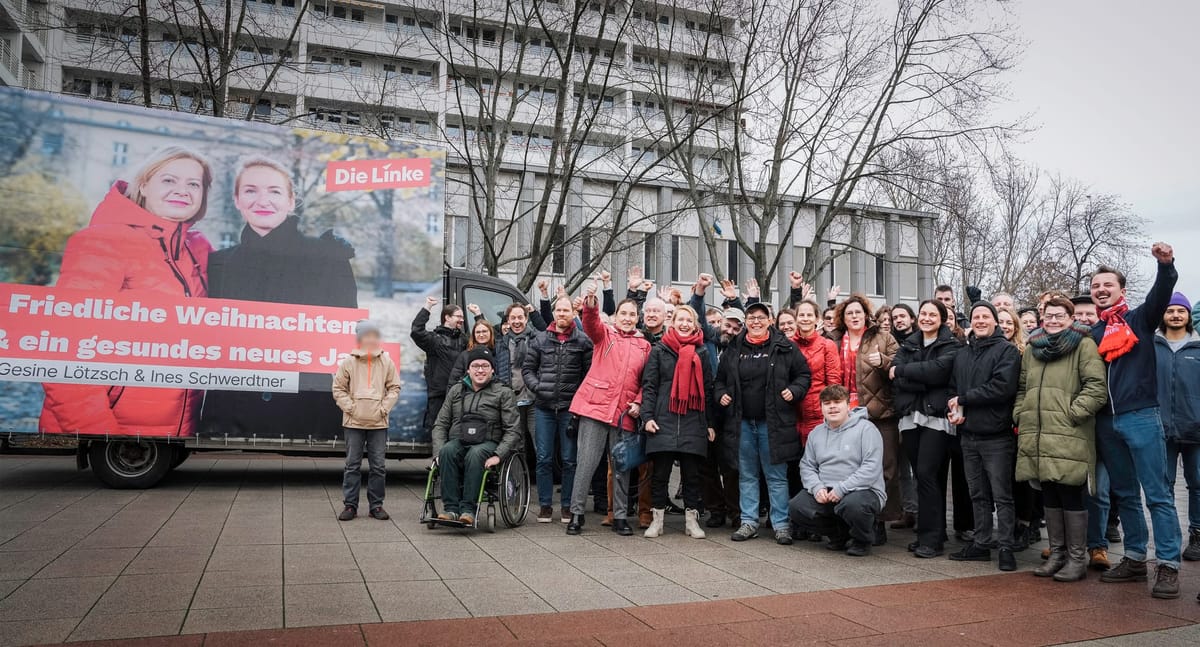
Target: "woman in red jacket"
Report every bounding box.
[785,301,843,500]
[792,301,843,441]
[566,284,652,536]
[39,146,214,437]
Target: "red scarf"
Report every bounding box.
[1098,297,1138,362]
[746,328,771,345]
[662,328,705,414]
[840,332,859,397]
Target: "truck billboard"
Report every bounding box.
[0,87,446,450]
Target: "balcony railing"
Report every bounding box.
[25,6,49,47]
[0,39,16,76]
[23,66,38,89]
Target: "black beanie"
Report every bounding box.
[970,300,999,323]
[466,347,497,372]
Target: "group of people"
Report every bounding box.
[333,241,1197,604]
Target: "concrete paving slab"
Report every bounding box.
[0,576,114,621]
[67,609,186,643]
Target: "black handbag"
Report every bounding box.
[610,414,648,472]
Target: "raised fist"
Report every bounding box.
[789,271,803,289]
[1152,242,1174,264]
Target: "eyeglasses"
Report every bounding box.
[469,363,492,371]
[746,315,769,322]
[1043,313,1070,322]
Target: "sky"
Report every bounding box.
[998,0,1200,302]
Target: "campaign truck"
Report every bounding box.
[0,87,525,488]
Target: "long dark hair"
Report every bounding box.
[918,299,949,327]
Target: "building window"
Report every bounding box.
[426,211,440,236]
[875,255,886,296]
[550,224,566,274]
[726,240,739,284]
[643,233,657,280]
[449,216,468,267]
[581,228,592,266]
[112,142,128,166]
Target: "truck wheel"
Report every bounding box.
[170,447,190,469]
[89,440,173,489]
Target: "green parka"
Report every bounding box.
[1013,334,1108,487]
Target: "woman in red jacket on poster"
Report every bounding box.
[39,146,214,437]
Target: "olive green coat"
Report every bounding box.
[1013,336,1108,488]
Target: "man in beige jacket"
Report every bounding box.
[332,320,401,521]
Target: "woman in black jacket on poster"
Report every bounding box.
[641,305,718,540]
[891,300,962,557]
[201,156,357,441]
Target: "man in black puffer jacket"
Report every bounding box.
[523,296,594,523]
[947,302,1022,572]
[412,297,466,434]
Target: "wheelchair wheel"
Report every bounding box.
[486,506,497,533]
[497,452,530,528]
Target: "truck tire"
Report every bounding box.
[89,440,173,489]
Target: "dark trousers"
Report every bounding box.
[1042,481,1086,511]
[438,439,499,515]
[789,489,882,544]
[701,442,740,518]
[904,425,952,549]
[949,435,975,533]
[960,432,1016,549]
[651,452,702,510]
[424,394,446,434]
[343,427,387,510]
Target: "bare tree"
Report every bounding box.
[700,0,1019,299]
[52,0,310,119]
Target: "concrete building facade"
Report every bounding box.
[1,0,936,306]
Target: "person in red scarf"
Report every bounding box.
[640,305,717,539]
[1087,242,1183,600]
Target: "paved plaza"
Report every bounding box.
[0,453,1196,646]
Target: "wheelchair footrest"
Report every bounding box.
[423,517,472,529]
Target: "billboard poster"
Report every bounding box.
[0,87,445,447]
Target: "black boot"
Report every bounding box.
[566,514,585,535]
[612,518,633,536]
[872,520,887,547]
[706,512,727,528]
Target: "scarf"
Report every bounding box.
[840,331,860,397]
[662,327,705,414]
[746,328,771,345]
[1028,322,1091,362]
[1098,297,1138,362]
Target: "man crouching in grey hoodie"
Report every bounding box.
[789,384,887,556]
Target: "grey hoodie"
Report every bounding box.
[799,407,887,506]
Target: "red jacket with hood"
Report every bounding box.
[793,331,843,442]
[40,183,212,437]
[569,303,651,431]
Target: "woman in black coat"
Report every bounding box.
[201,156,357,441]
[641,305,717,540]
[891,300,962,557]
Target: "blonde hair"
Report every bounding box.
[124,145,214,222]
[233,155,296,199]
[997,306,1027,354]
[671,304,699,326]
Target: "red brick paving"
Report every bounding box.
[46,573,1200,647]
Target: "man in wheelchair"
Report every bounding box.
[431,347,522,525]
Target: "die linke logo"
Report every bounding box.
[325,158,433,192]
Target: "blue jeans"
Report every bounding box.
[534,408,577,508]
[1086,458,1110,550]
[1096,408,1182,569]
[1166,440,1200,532]
[738,419,789,529]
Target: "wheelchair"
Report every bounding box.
[419,449,530,532]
